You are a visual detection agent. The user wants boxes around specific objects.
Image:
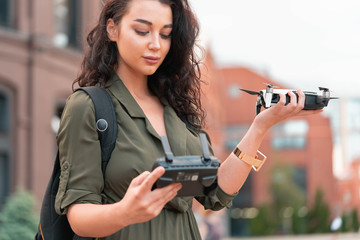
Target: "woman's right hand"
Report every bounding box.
[67,167,181,237]
[117,166,182,226]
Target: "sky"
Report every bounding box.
[189,0,360,98]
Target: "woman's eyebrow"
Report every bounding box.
[133,18,172,28]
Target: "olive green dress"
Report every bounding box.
[55,74,237,239]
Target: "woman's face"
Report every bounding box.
[107,0,173,78]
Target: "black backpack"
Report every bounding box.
[35,87,117,240]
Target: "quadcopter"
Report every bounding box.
[240,84,338,115]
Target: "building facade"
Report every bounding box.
[218,67,337,236]
[0,0,102,206]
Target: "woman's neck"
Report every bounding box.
[116,66,151,99]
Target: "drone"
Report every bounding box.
[240,84,338,115]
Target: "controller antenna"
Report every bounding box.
[160,136,174,163]
[200,133,211,162]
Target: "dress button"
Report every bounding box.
[63,162,69,170]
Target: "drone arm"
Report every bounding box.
[256,102,262,115]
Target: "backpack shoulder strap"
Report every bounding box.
[74,86,117,176]
[35,87,118,240]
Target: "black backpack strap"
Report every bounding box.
[35,87,117,240]
[74,86,118,176]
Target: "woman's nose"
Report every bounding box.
[149,34,161,50]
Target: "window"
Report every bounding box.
[0,0,12,28]
[272,120,309,149]
[229,174,253,236]
[225,125,250,150]
[51,102,65,134]
[0,89,11,209]
[347,99,360,162]
[0,94,9,133]
[293,167,307,193]
[272,166,307,198]
[0,153,9,208]
[53,0,82,49]
[228,84,241,99]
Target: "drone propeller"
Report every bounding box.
[319,87,329,91]
[262,82,278,88]
[239,88,260,96]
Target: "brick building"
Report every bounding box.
[217,67,337,235]
[0,0,101,206]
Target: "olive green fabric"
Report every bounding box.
[55,74,237,239]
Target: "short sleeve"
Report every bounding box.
[195,186,238,211]
[55,91,104,215]
[194,130,238,211]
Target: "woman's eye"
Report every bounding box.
[135,30,149,36]
[160,33,172,39]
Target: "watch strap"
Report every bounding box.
[233,147,267,172]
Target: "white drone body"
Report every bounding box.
[241,84,336,115]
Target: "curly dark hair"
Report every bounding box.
[73,0,205,130]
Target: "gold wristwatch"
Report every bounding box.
[233,147,267,172]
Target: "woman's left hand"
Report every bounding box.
[254,89,323,132]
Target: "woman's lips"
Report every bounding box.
[143,56,160,64]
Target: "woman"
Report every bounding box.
[55,0,321,239]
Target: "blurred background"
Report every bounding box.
[0,0,359,239]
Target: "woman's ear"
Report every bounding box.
[106,19,118,41]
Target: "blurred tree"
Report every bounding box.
[340,212,350,232]
[340,209,360,233]
[250,163,308,236]
[291,206,308,234]
[0,189,39,240]
[351,209,359,232]
[270,164,307,235]
[249,164,334,236]
[307,189,331,233]
[270,164,306,209]
[249,204,276,236]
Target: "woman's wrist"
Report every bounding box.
[251,115,270,137]
[113,201,131,229]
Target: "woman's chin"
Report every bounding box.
[143,68,159,76]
